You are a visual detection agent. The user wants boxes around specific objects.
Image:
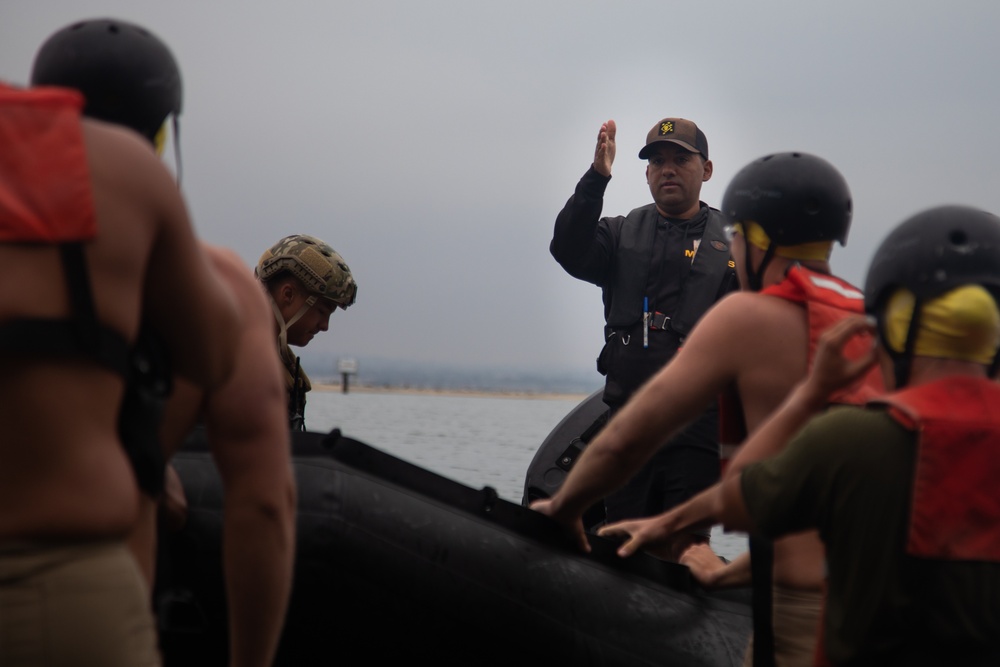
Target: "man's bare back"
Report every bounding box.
[130,244,296,667]
[693,291,825,589]
[0,111,239,542]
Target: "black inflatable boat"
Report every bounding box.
[523,389,608,507]
[158,425,751,666]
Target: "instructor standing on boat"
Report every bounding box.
[550,118,737,525]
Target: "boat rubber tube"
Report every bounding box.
[156,429,751,666]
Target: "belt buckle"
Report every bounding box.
[651,312,670,331]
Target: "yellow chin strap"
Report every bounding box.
[885,285,1000,365]
[733,221,833,262]
[153,121,168,156]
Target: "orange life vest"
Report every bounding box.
[719,266,884,472]
[760,265,884,405]
[873,376,1000,561]
[0,83,96,242]
[0,82,129,376]
[811,378,1000,667]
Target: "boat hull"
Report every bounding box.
[157,430,751,666]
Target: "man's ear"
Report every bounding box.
[702,158,713,182]
[278,279,299,305]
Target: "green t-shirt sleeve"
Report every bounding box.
[741,406,910,541]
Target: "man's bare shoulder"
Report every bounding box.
[204,244,254,290]
[81,117,159,166]
[81,117,179,208]
[681,290,808,382]
[694,291,802,336]
[204,245,270,321]
[199,244,284,440]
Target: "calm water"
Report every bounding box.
[306,389,748,561]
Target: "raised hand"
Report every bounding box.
[593,119,617,177]
[801,315,879,408]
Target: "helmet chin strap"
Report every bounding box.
[744,240,777,292]
[172,115,182,186]
[268,293,317,349]
[886,298,924,390]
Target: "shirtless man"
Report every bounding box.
[611,205,1000,666]
[30,19,297,666]
[0,80,239,666]
[533,152,881,667]
[148,245,295,667]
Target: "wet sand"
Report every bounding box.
[311,381,591,402]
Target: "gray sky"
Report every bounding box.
[4,0,999,377]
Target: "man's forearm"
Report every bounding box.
[597,479,726,559]
[549,432,642,520]
[668,483,725,535]
[719,474,755,534]
[551,393,673,520]
[553,355,718,520]
[707,551,752,589]
[550,168,613,279]
[223,494,295,667]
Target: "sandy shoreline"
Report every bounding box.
[311,382,592,402]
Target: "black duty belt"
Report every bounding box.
[608,313,682,347]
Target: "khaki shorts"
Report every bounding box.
[0,539,160,667]
[742,584,822,667]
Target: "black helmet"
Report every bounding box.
[865,205,1000,317]
[30,18,182,143]
[722,152,852,246]
[864,205,1000,384]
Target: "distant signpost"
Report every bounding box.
[337,357,358,394]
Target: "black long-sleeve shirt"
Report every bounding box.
[551,166,711,323]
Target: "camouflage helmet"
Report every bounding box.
[256,235,357,309]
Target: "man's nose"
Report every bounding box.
[656,160,676,175]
